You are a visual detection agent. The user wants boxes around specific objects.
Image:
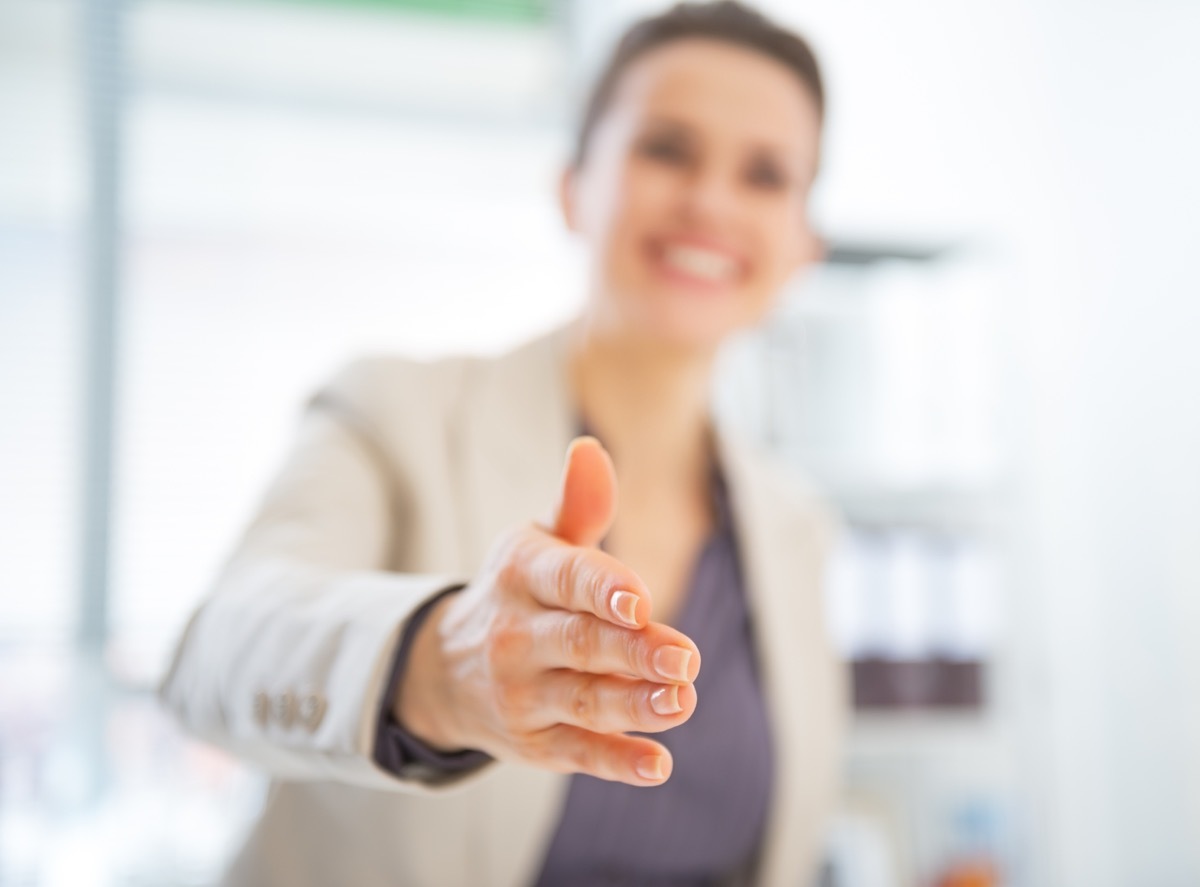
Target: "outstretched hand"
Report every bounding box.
[394,436,701,786]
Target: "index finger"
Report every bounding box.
[517,529,650,629]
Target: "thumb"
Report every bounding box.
[547,436,618,548]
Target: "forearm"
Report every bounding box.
[159,556,483,792]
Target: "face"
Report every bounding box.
[561,38,824,351]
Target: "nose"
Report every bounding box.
[679,164,738,225]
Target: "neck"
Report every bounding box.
[564,311,718,486]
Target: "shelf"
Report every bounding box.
[852,656,984,710]
[823,239,959,266]
[827,485,1008,531]
[848,710,1003,760]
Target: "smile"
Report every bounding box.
[658,242,742,285]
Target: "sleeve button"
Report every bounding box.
[299,692,326,733]
[272,691,296,728]
[253,691,270,727]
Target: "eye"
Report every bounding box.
[636,132,693,166]
[745,156,789,191]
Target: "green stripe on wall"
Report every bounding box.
[286,0,550,23]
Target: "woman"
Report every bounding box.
[160,2,847,885]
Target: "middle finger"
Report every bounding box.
[530,610,702,684]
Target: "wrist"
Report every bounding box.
[393,593,463,752]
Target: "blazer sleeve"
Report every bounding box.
[157,361,493,794]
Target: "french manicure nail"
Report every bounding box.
[653,646,692,682]
[635,755,665,781]
[610,590,640,627]
[650,686,682,716]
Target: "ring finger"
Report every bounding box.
[536,670,697,734]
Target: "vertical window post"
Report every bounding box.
[80,0,124,653]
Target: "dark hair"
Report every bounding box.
[571,1,826,168]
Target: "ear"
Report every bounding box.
[558,165,581,234]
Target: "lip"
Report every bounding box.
[645,235,747,291]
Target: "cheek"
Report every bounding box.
[578,162,665,284]
[751,204,810,287]
[578,172,685,335]
[603,163,678,255]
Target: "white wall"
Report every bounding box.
[1007,2,1200,884]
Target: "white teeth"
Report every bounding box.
[662,244,737,281]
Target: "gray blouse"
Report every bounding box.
[375,420,774,885]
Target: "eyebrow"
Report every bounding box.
[642,114,809,158]
[639,114,695,136]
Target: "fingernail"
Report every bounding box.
[650,685,682,716]
[609,590,640,627]
[653,646,692,682]
[635,755,665,781]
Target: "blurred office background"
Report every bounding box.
[2,0,1198,884]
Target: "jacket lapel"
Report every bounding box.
[715,424,845,886]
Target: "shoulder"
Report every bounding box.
[312,352,477,426]
[294,354,483,482]
[310,320,574,427]
[763,450,835,521]
[302,320,574,465]
[770,453,840,540]
[725,429,842,557]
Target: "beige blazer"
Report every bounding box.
[159,316,848,887]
